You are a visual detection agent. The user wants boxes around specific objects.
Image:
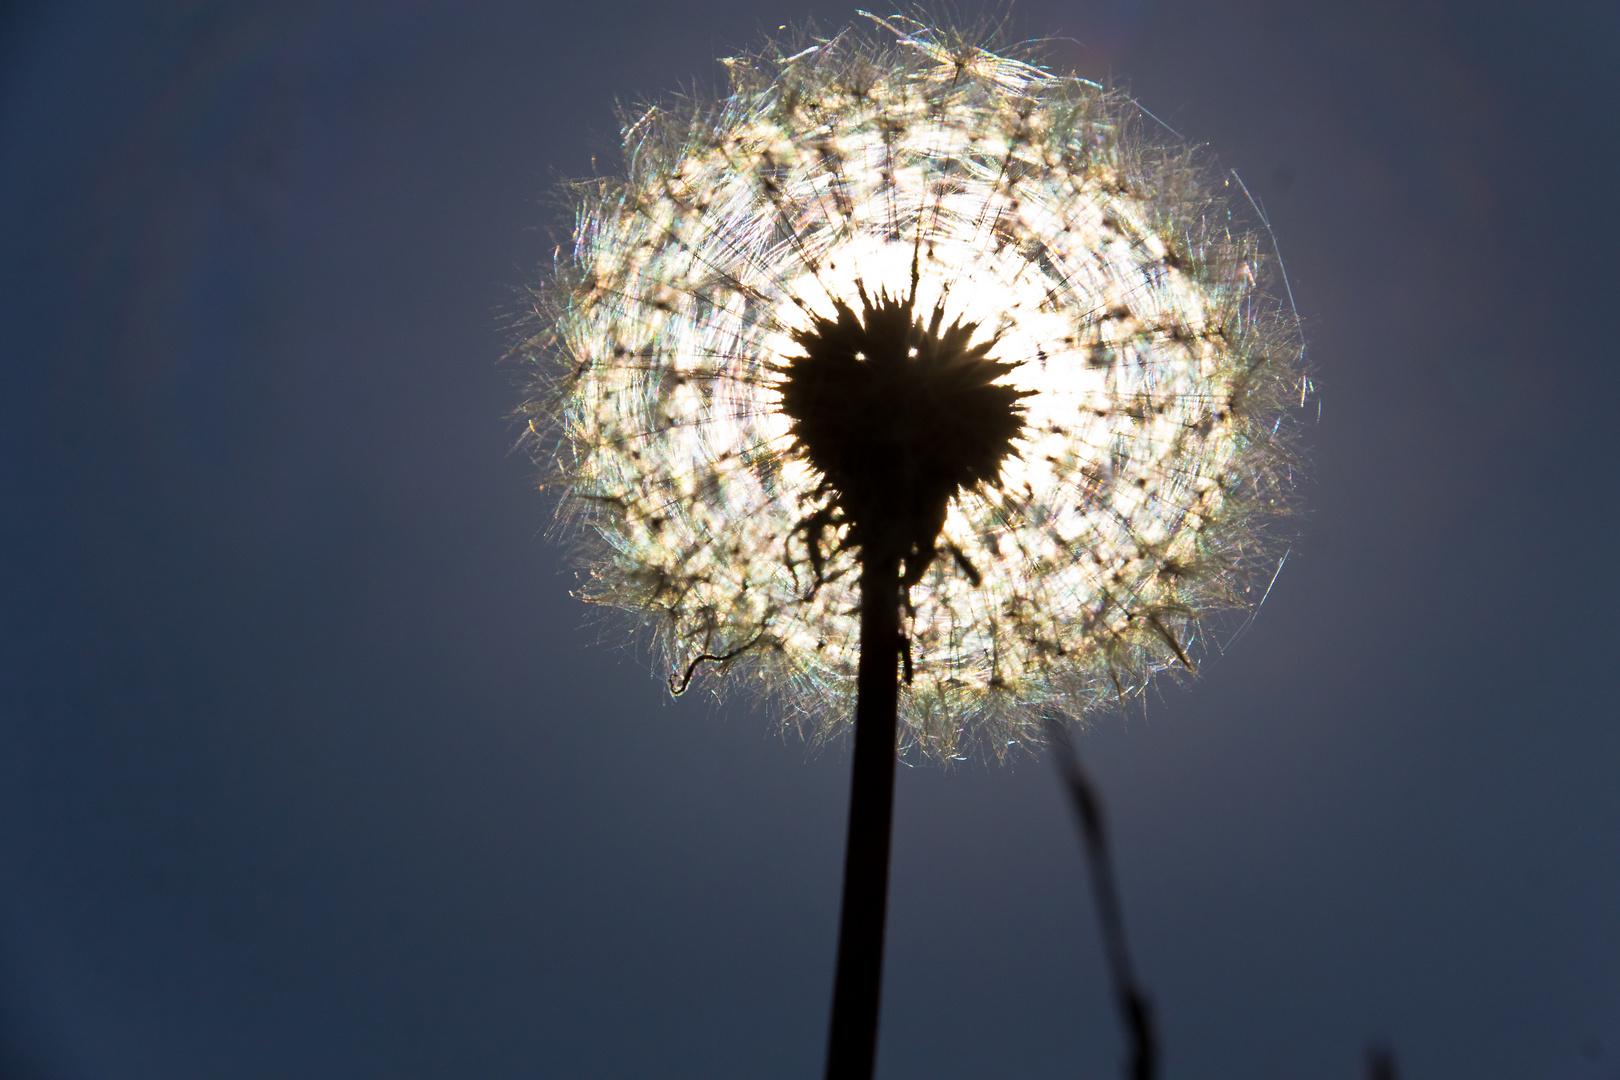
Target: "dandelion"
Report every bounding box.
[520,14,1301,1078]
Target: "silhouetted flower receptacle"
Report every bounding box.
[521,14,1300,1078]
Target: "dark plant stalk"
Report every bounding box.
[1045,714,1159,1080]
[825,550,902,1080]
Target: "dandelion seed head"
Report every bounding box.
[523,17,1303,757]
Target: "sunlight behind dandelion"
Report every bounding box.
[526,17,1300,757]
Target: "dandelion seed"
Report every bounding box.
[522,16,1300,757]
[518,16,1302,1077]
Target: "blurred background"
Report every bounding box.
[2,2,1617,1077]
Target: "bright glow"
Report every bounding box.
[529,19,1301,756]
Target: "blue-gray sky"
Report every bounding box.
[2,2,1618,1077]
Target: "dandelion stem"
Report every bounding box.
[825,548,902,1080]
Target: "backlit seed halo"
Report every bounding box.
[524,17,1302,758]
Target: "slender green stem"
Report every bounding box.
[1045,714,1158,1080]
[825,550,902,1080]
